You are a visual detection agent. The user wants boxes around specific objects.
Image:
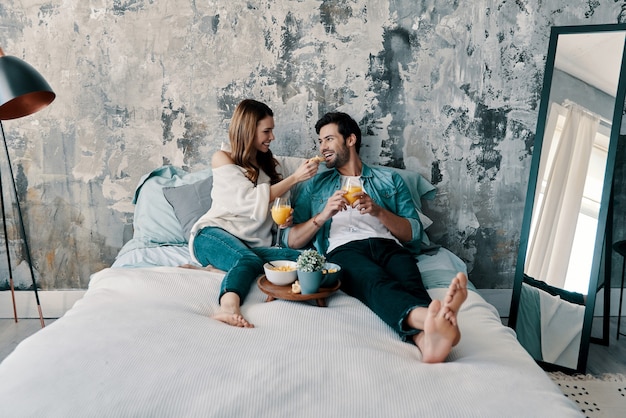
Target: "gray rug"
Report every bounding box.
[548,372,626,417]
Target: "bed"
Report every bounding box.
[0,159,582,417]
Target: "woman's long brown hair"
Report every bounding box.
[228,99,282,185]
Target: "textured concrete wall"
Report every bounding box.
[0,0,624,290]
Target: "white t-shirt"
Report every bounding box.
[327,175,400,253]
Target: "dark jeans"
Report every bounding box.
[193,227,301,303]
[327,238,431,339]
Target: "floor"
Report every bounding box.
[1,316,625,374]
[587,316,626,375]
[0,318,55,362]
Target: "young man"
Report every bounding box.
[285,112,467,363]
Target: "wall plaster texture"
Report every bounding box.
[0,0,625,291]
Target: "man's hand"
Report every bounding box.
[318,190,349,223]
[349,191,412,242]
[352,192,381,217]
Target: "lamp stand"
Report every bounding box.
[0,120,44,327]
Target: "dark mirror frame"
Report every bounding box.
[508,23,626,374]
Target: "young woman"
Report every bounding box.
[189,99,320,328]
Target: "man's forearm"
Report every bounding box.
[288,213,323,248]
[376,209,413,242]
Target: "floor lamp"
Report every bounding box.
[0,47,55,327]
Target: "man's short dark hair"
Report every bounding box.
[315,112,362,153]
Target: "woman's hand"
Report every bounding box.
[271,159,320,200]
[291,159,320,184]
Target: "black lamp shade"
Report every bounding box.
[0,52,55,120]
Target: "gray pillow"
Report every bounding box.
[163,176,214,241]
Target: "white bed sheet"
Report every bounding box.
[112,245,475,290]
[0,250,581,417]
[113,244,193,268]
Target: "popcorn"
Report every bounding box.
[291,280,301,294]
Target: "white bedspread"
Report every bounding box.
[0,264,580,417]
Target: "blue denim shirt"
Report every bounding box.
[285,163,423,255]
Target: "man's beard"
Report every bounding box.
[326,146,350,169]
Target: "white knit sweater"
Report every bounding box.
[189,164,274,261]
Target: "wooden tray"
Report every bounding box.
[257,275,341,307]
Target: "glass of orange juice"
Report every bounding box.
[341,176,363,232]
[271,196,291,247]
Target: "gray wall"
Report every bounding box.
[0,0,624,290]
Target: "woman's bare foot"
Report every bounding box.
[211,292,254,328]
[178,264,226,274]
[211,310,254,328]
[413,300,460,363]
[442,272,468,325]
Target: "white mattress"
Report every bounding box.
[0,248,581,417]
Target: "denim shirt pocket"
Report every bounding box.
[310,191,332,212]
[372,185,398,208]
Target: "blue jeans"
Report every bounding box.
[193,227,301,303]
[326,238,432,339]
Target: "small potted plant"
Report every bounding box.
[296,249,326,294]
[296,249,326,272]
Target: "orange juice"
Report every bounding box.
[271,205,291,225]
[343,186,362,205]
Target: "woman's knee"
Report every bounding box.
[194,228,256,269]
[237,253,264,271]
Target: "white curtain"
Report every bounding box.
[526,105,600,288]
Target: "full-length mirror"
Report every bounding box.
[509,23,626,374]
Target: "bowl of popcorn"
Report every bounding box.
[263,260,298,286]
[321,262,342,287]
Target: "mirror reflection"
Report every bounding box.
[526,32,621,295]
[512,25,626,373]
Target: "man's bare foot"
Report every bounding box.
[442,272,468,325]
[211,310,254,328]
[413,300,460,363]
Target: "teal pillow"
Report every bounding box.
[163,176,214,240]
[119,166,213,255]
[380,166,436,211]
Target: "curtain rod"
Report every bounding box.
[562,99,612,125]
